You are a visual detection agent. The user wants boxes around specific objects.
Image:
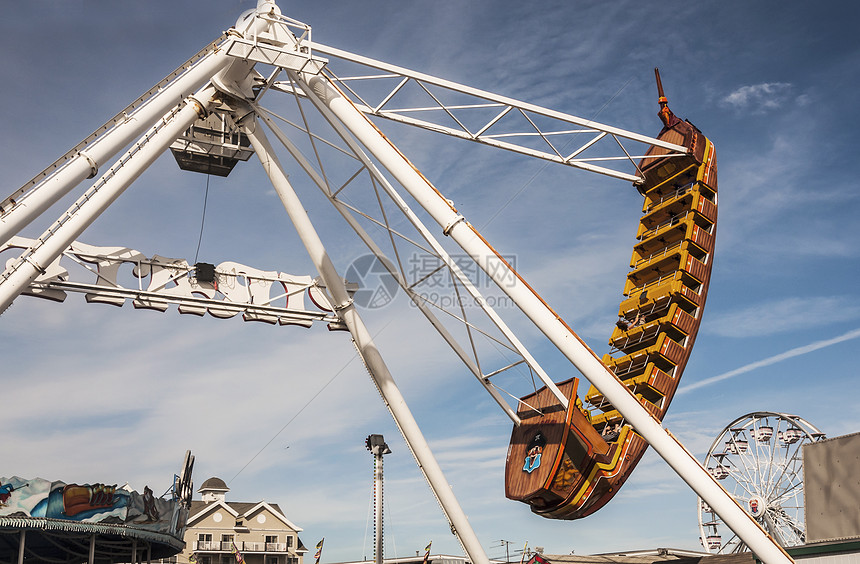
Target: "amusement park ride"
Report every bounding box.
[699,413,826,554]
[0,2,797,564]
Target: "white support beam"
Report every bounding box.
[309,42,686,152]
[253,107,523,423]
[0,39,234,245]
[0,85,217,315]
[241,115,491,564]
[296,71,794,564]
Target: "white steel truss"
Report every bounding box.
[280,41,689,183]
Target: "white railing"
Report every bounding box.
[193,540,289,552]
[193,541,218,551]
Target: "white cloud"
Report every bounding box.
[679,326,860,395]
[721,82,795,112]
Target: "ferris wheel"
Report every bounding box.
[698,412,826,553]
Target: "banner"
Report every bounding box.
[314,538,324,564]
[231,541,245,564]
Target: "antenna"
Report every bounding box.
[654,67,680,128]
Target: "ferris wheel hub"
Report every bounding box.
[748,495,767,518]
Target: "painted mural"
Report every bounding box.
[0,476,186,537]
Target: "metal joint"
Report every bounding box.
[333,298,354,312]
[186,95,210,120]
[23,255,46,275]
[443,215,465,236]
[79,151,99,179]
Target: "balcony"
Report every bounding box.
[192,541,291,553]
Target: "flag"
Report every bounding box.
[520,542,528,564]
[231,541,245,564]
[314,538,325,564]
[423,541,432,564]
[189,554,198,564]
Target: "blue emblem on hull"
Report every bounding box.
[523,453,542,473]
[522,430,547,474]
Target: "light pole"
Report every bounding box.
[366,435,392,564]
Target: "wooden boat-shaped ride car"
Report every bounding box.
[505,82,717,519]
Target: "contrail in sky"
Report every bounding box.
[677,327,860,395]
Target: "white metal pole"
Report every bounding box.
[242,118,490,564]
[298,73,793,564]
[0,85,217,314]
[0,48,232,245]
[374,451,384,564]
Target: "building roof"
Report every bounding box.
[530,550,754,564]
[188,499,302,532]
[198,477,229,492]
[334,554,503,564]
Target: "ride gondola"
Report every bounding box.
[505,70,718,519]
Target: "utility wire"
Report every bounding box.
[228,319,393,484]
[193,173,211,265]
[229,350,359,484]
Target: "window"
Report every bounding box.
[267,557,280,564]
[286,536,293,548]
[197,534,215,551]
[221,534,235,551]
[265,534,280,552]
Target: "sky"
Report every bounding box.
[1,1,859,562]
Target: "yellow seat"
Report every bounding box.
[604,332,685,374]
[610,302,696,353]
[632,213,714,264]
[641,163,698,208]
[591,394,661,426]
[638,183,717,238]
[624,244,708,294]
[586,362,673,407]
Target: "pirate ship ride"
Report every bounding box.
[505,71,718,519]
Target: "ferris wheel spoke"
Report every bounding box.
[724,455,759,499]
[767,442,804,501]
[722,440,757,488]
[771,478,803,504]
[775,509,806,539]
[728,534,746,554]
[765,416,786,490]
[768,510,803,544]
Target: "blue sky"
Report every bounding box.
[2,1,859,562]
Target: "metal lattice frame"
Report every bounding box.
[277,41,689,183]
